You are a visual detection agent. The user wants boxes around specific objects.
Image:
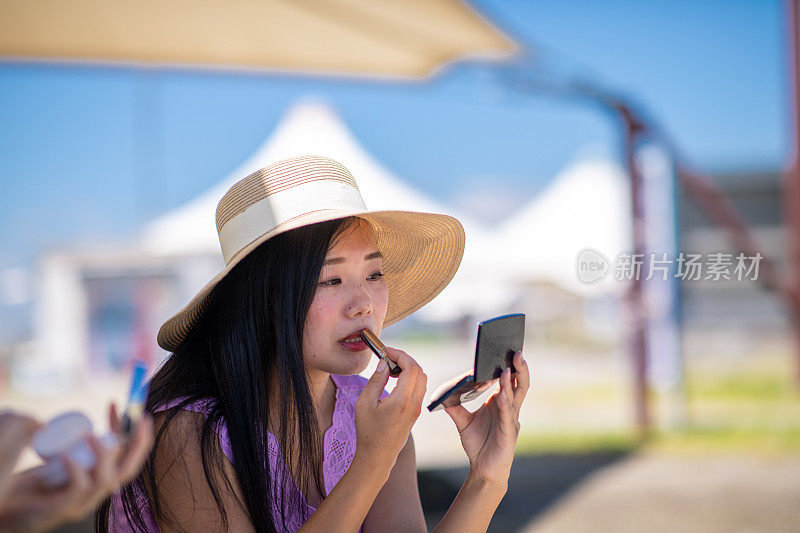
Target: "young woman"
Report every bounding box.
[98,155,529,532]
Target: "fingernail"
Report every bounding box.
[377,359,387,373]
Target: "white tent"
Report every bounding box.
[141,99,501,322]
[493,153,633,297]
[141,99,487,253]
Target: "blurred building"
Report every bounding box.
[678,169,788,346]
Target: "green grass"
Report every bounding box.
[516,431,639,454]
[688,372,800,401]
[649,426,800,455]
[516,365,800,457]
[389,329,452,344]
[516,426,800,456]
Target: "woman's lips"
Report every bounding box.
[339,339,368,351]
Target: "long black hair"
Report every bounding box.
[95,216,362,532]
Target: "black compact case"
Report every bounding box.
[427,313,525,412]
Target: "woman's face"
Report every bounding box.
[302,220,389,376]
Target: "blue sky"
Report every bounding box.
[0,0,787,273]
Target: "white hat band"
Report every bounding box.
[218,179,367,264]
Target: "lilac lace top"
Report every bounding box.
[108,373,388,532]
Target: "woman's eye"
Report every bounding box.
[319,272,383,286]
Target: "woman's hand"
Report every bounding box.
[0,402,154,533]
[445,351,530,486]
[354,348,427,473]
[0,410,41,503]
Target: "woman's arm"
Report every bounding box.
[300,350,428,532]
[362,435,426,532]
[358,431,508,533]
[361,433,507,533]
[152,411,254,533]
[430,473,506,532]
[433,350,530,533]
[298,448,394,531]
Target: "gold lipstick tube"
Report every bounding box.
[360,329,402,376]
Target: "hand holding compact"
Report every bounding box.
[0,411,41,503]
[354,347,427,471]
[0,402,154,533]
[444,351,529,486]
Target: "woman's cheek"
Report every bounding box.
[313,293,338,317]
[309,289,334,314]
[377,285,389,310]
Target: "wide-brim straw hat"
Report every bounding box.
[157,154,465,352]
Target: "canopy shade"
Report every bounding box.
[0,0,517,79]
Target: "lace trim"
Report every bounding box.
[323,375,360,495]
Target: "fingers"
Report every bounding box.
[496,385,520,440]
[444,404,472,434]
[383,350,427,422]
[85,433,121,495]
[353,349,426,468]
[0,410,41,467]
[499,368,516,418]
[384,348,422,402]
[61,453,91,504]
[0,412,153,532]
[0,410,41,504]
[410,368,428,413]
[511,351,530,414]
[108,402,121,434]
[0,410,40,437]
[359,359,392,407]
[116,415,154,483]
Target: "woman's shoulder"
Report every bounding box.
[152,396,234,463]
[139,401,249,531]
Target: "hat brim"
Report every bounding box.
[156,208,465,351]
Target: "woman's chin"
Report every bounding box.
[332,352,371,375]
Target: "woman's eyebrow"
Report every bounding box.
[323,251,383,265]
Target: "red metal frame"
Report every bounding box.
[785,0,800,386]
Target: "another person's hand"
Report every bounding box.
[354,348,427,469]
[0,403,154,533]
[445,351,529,486]
[0,410,41,502]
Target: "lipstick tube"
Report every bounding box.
[360,329,402,376]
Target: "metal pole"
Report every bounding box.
[618,104,651,437]
[785,0,800,387]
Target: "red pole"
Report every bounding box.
[618,104,651,437]
[785,0,800,387]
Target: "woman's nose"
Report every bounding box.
[345,282,373,317]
